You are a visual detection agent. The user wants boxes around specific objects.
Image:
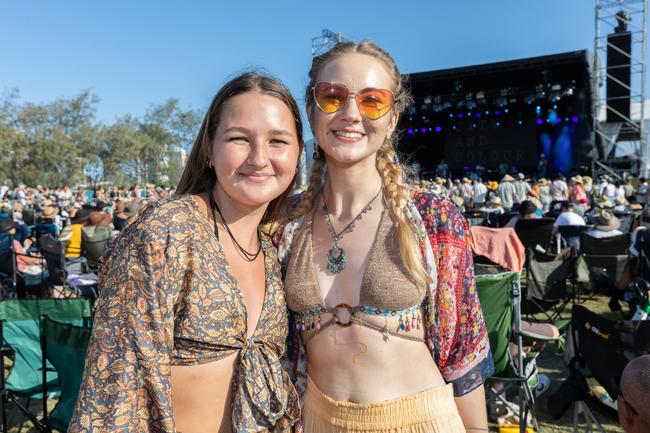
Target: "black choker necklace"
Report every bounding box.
[209,191,262,262]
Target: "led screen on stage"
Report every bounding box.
[444,126,537,170]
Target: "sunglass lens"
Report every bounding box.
[314,82,349,114]
[356,89,394,119]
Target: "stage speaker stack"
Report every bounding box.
[606,13,632,124]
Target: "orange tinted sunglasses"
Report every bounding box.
[312,81,395,120]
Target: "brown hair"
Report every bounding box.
[294,41,429,287]
[176,72,304,226]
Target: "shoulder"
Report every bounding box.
[410,190,468,238]
[117,195,199,246]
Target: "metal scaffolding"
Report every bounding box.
[311,29,350,57]
[593,0,648,177]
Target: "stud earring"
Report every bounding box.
[206,158,214,169]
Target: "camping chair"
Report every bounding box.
[464,210,487,227]
[80,226,111,271]
[12,249,49,299]
[40,234,93,300]
[547,305,650,433]
[40,316,92,432]
[476,271,558,432]
[32,225,57,247]
[487,211,519,228]
[557,225,592,251]
[523,248,577,323]
[579,233,630,293]
[514,218,556,252]
[0,298,91,433]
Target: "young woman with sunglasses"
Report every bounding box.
[276,41,493,433]
[70,73,303,433]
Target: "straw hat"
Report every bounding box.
[571,175,584,184]
[537,178,549,186]
[490,197,503,206]
[594,210,621,232]
[501,174,515,182]
[41,206,58,218]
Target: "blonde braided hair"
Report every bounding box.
[294,40,430,287]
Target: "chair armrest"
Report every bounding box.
[518,329,560,342]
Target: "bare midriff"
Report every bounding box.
[304,313,446,404]
[170,353,238,433]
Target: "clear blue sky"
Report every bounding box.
[2,1,644,128]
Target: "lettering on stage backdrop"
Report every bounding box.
[444,127,537,170]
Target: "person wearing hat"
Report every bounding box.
[585,210,624,239]
[0,218,45,274]
[569,175,589,215]
[513,173,531,205]
[481,196,505,215]
[39,206,61,236]
[496,174,516,211]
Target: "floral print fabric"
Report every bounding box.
[69,195,299,433]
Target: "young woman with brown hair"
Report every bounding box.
[70,72,303,433]
[276,41,493,433]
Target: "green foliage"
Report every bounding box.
[0,91,202,188]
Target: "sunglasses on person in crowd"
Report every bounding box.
[312,81,394,120]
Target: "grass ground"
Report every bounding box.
[4,295,627,433]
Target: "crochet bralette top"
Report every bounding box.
[283,207,426,341]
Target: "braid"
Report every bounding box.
[291,155,326,219]
[377,148,431,288]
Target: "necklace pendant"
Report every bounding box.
[327,244,347,274]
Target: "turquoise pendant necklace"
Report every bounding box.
[321,188,382,274]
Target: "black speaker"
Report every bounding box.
[606,31,632,123]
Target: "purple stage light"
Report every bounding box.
[435,126,442,133]
[421,128,427,133]
[536,118,543,125]
[457,113,464,119]
[556,118,562,124]
[494,110,501,116]
[475,113,482,118]
[571,116,580,123]
[407,128,413,134]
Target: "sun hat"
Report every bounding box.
[41,206,58,218]
[490,197,503,206]
[594,210,621,232]
[517,173,525,180]
[571,175,583,184]
[502,174,515,182]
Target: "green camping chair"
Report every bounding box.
[0,299,91,433]
[476,271,558,433]
[40,317,91,432]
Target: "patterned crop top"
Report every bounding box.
[283,207,426,342]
